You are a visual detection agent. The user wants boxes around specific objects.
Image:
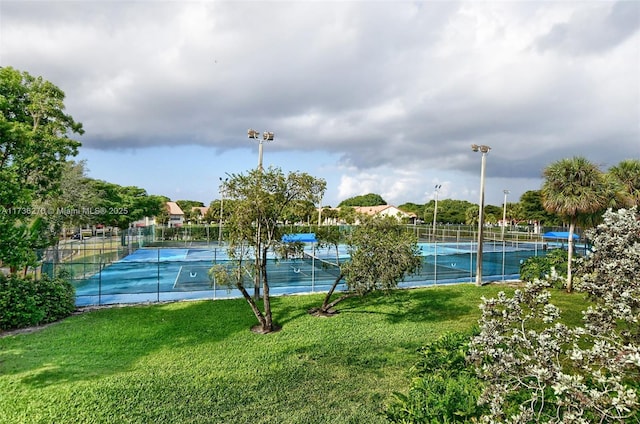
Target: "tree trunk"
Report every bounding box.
[320,273,343,310]
[253,254,261,301]
[236,279,267,330]
[261,247,273,332]
[566,219,575,293]
[253,222,261,301]
[322,292,358,313]
[315,273,360,314]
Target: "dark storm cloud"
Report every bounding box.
[1,0,638,204]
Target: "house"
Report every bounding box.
[132,216,156,227]
[317,204,417,225]
[353,205,415,221]
[190,206,209,223]
[166,201,184,227]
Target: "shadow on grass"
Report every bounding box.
[335,286,475,324]
[1,286,492,389]
[270,294,322,326]
[0,298,255,388]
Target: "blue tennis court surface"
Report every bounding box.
[74,242,547,306]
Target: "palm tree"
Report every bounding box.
[609,159,640,207]
[541,157,609,292]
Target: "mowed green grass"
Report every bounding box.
[0,284,587,424]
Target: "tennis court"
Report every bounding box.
[73,241,547,306]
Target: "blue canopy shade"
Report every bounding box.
[281,233,317,243]
[543,231,580,240]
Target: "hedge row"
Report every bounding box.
[0,273,76,331]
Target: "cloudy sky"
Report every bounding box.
[1,1,638,208]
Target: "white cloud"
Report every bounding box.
[1,0,638,207]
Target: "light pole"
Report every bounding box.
[218,177,228,245]
[501,189,510,241]
[432,184,442,282]
[501,189,509,281]
[471,144,491,286]
[432,184,442,242]
[247,129,274,171]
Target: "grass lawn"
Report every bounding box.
[0,284,587,424]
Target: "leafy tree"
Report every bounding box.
[123,190,166,228]
[319,206,339,224]
[205,197,237,236]
[282,199,317,224]
[89,180,165,229]
[315,225,343,264]
[0,67,83,272]
[338,193,386,207]
[0,217,48,275]
[608,159,640,207]
[468,207,640,423]
[311,215,422,315]
[518,190,560,226]
[541,157,609,292]
[423,201,435,224]
[211,167,325,333]
[174,201,208,225]
[154,198,171,227]
[397,202,424,219]
[176,200,205,223]
[35,160,99,240]
[465,205,479,226]
[187,207,202,224]
[175,200,204,210]
[338,205,357,224]
[204,199,222,224]
[504,201,522,225]
[484,205,502,224]
[436,199,475,224]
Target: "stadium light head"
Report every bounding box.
[263,131,274,141]
[248,129,259,139]
[471,144,491,153]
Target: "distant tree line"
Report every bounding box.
[338,193,387,207]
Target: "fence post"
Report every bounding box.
[98,256,102,306]
[501,240,506,281]
[157,248,160,303]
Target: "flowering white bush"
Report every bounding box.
[468,208,640,423]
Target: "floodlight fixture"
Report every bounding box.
[247,128,274,171]
[432,184,442,243]
[471,144,491,153]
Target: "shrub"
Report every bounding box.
[0,272,75,331]
[0,274,43,329]
[468,208,640,423]
[519,248,569,288]
[386,330,486,423]
[35,273,76,324]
